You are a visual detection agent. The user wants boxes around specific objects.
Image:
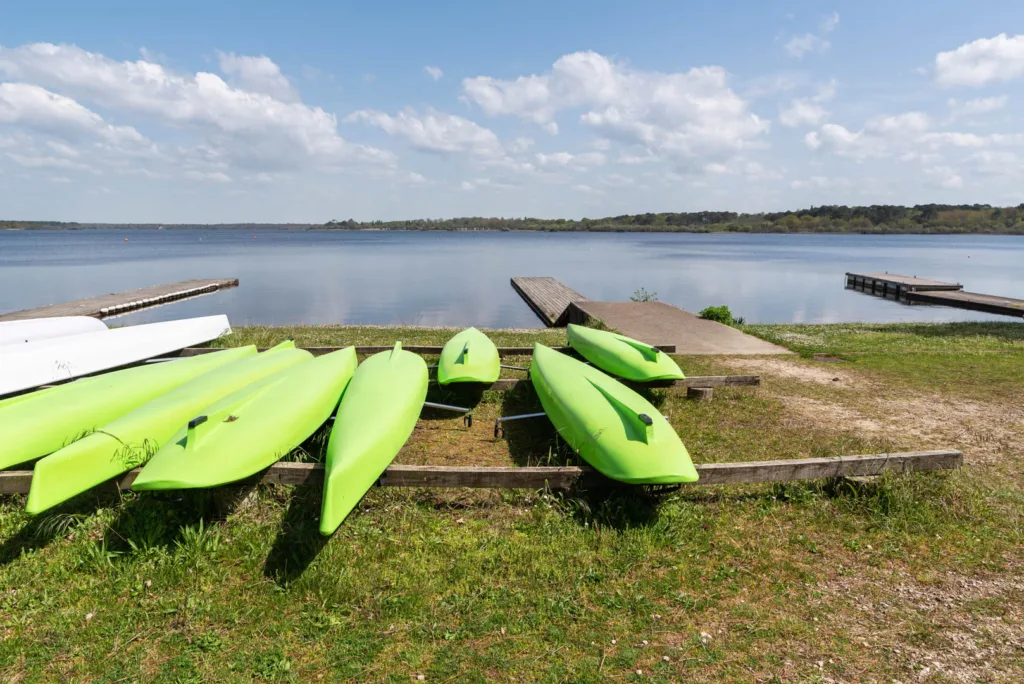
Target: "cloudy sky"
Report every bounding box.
[2,0,1023,222]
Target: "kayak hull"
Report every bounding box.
[567,324,684,382]
[26,342,311,514]
[0,315,232,396]
[133,347,358,490]
[437,327,500,384]
[530,343,697,484]
[0,346,253,471]
[0,316,107,346]
[320,345,428,535]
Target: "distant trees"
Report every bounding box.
[5,203,1024,234]
[310,204,1024,235]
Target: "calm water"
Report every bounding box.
[1,230,1023,327]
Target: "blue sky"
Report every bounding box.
[2,1,1023,222]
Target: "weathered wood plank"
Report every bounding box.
[0,278,239,321]
[510,277,588,326]
[180,344,678,358]
[0,450,962,495]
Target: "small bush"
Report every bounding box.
[699,305,737,325]
[630,287,658,302]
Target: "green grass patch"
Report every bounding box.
[741,321,1024,356]
[2,322,1023,680]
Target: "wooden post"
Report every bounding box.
[687,387,713,401]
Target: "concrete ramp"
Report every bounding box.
[569,301,791,355]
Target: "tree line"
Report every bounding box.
[5,204,1024,234]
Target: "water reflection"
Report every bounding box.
[1,230,1022,326]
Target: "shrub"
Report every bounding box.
[698,305,742,326]
[630,287,659,302]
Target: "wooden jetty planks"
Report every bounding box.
[0,278,239,322]
[905,289,1024,317]
[510,277,588,326]
[846,272,1024,317]
[0,450,962,495]
[845,272,963,293]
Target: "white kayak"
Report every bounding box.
[0,316,108,346]
[0,315,232,396]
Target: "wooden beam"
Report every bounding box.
[180,344,677,358]
[0,450,961,495]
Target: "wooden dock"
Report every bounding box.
[906,289,1024,317]
[846,272,1023,317]
[0,278,239,322]
[845,272,963,295]
[510,277,587,326]
[0,449,963,495]
[567,301,791,355]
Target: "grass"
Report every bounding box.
[741,321,1024,356]
[2,323,1023,681]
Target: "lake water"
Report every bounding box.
[1,229,1022,327]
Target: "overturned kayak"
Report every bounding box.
[437,327,500,385]
[320,342,428,535]
[0,316,107,346]
[0,315,232,396]
[27,341,310,514]
[530,343,697,484]
[133,347,358,491]
[567,324,684,382]
[0,346,253,471]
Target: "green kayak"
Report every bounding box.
[530,343,697,484]
[132,348,358,491]
[133,347,357,491]
[26,341,310,514]
[0,347,253,471]
[320,342,428,535]
[567,324,684,382]
[437,327,500,385]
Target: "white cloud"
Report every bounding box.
[184,170,231,183]
[7,152,94,170]
[946,95,1008,121]
[462,51,768,165]
[935,33,1024,87]
[786,34,829,58]
[424,65,443,81]
[0,43,392,172]
[345,107,503,158]
[407,171,427,184]
[790,175,849,190]
[49,176,72,183]
[0,82,145,146]
[572,183,598,193]
[819,12,840,33]
[924,166,963,189]
[780,99,829,127]
[218,52,298,102]
[785,13,838,58]
[535,151,606,168]
[865,111,931,135]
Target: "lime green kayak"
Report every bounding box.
[320,343,428,535]
[567,324,684,382]
[437,327,500,385]
[133,347,357,490]
[26,341,310,513]
[530,343,697,484]
[0,347,253,471]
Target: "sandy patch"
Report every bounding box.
[720,356,870,389]
[819,566,1024,683]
